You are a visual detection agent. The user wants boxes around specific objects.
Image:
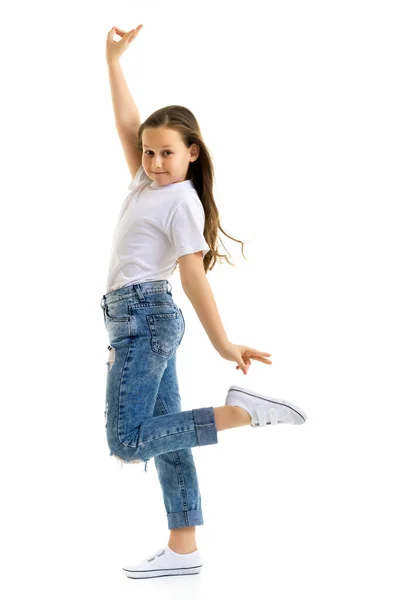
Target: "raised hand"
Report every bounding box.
[106,24,144,64]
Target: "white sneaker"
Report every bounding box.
[122,545,202,579]
[226,385,307,427]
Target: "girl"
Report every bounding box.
[102,24,307,580]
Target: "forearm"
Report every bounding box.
[182,274,229,352]
[107,60,141,128]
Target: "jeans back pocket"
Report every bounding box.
[147,310,183,358]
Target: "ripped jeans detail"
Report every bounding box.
[104,345,115,429]
[106,345,115,373]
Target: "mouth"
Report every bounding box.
[153,172,166,175]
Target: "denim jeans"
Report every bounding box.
[100,279,219,529]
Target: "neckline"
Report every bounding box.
[149,178,193,190]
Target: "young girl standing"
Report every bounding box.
[103,24,307,580]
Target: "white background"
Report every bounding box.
[1,0,399,598]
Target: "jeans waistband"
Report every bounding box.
[100,280,172,309]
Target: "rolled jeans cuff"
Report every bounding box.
[193,407,218,446]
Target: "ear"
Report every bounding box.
[189,143,200,162]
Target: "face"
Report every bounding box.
[142,127,199,186]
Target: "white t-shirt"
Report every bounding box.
[104,166,210,293]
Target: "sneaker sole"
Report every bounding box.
[122,566,202,578]
[227,385,307,425]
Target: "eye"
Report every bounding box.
[144,150,172,156]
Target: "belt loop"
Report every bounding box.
[135,283,145,301]
[167,281,172,295]
[100,296,106,309]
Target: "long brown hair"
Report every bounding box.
[135,105,248,275]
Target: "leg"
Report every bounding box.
[214,405,252,430]
[168,525,198,554]
[163,406,251,552]
[152,350,206,531]
[103,285,251,554]
[154,352,252,549]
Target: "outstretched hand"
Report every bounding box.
[217,341,272,375]
[106,24,144,64]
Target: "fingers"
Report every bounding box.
[235,357,251,375]
[236,355,271,370]
[111,25,143,38]
[237,358,271,367]
[246,349,271,356]
[115,25,143,35]
[244,352,271,362]
[128,25,143,43]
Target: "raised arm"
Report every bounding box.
[106,26,144,179]
[106,25,143,128]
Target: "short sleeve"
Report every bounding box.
[169,198,210,260]
[128,165,150,191]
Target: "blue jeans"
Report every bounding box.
[100,279,219,529]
